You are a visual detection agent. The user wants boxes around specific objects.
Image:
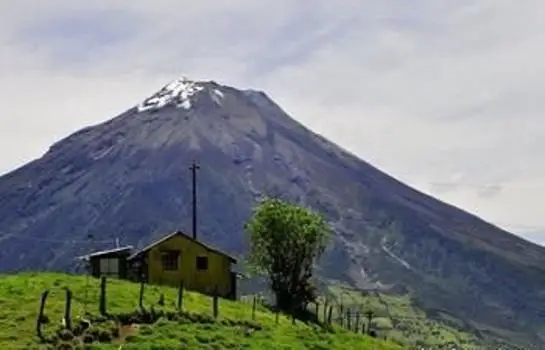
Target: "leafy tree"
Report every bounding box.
[245,197,330,312]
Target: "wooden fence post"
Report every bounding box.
[355,311,360,333]
[139,278,145,311]
[315,302,319,322]
[177,281,184,311]
[347,309,352,330]
[365,311,374,335]
[339,304,344,327]
[252,295,257,320]
[323,299,328,322]
[212,286,219,318]
[275,297,280,324]
[36,290,49,341]
[99,276,107,316]
[291,300,296,325]
[64,288,72,330]
[327,306,333,325]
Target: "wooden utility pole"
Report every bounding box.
[189,160,200,240]
[84,234,93,314]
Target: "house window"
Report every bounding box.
[161,250,179,271]
[196,256,208,270]
[99,258,119,277]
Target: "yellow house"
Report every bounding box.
[126,230,238,299]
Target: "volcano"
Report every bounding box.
[0,77,544,346]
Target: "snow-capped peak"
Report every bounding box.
[137,77,205,112]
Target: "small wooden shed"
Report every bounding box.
[78,246,133,279]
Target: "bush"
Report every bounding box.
[57,329,74,341]
[55,342,74,350]
[97,329,113,342]
[82,333,94,344]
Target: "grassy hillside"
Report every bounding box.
[323,284,482,349]
[323,283,533,349]
[0,273,402,349]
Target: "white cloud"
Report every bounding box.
[0,0,545,244]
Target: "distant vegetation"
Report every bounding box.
[323,284,485,349]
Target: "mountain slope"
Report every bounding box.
[0,77,543,346]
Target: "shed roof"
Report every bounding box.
[127,231,237,263]
[76,246,134,261]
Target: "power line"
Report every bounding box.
[0,233,114,244]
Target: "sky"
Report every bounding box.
[1,1,544,244]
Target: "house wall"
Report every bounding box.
[146,235,233,297]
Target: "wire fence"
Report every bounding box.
[35,276,283,348]
[238,287,483,350]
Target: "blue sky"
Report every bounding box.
[1,0,545,243]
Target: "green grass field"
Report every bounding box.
[0,273,403,349]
